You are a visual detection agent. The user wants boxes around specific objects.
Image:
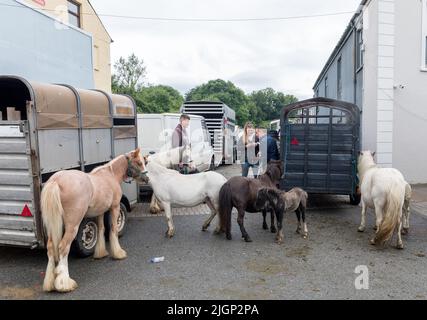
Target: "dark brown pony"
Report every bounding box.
[218,160,283,242]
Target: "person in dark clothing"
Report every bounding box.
[266,130,280,162]
[258,129,280,164]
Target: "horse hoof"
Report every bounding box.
[112,249,127,260]
[402,228,409,235]
[94,250,109,260]
[54,275,78,293]
[226,234,232,240]
[244,237,253,243]
[370,239,376,246]
[303,233,308,239]
[358,227,365,233]
[43,276,55,293]
[373,226,378,231]
[270,227,277,234]
[276,239,283,245]
[202,226,208,232]
[165,229,175,238]
[262,224,268,230]
[396,243,404,250]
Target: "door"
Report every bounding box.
[138,116,165,155]
[283,105,357,195]
[0,122,38,248]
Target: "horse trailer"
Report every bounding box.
[0,76,138,256]
[180,101,236,166]
[280,98,361,204]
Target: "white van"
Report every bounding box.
[137,113,215,172]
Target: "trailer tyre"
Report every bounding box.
[350,193,361,206]
[71,218,98,258]
[105,203,128,238]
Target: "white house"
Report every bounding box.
[313,0,427,184]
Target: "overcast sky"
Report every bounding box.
[90,0,361,99]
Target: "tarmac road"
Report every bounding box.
[0,165,426,300]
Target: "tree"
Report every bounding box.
[136,85,184,113]
[185,79,254,126]
[112,53,146,94]
[249,88,298,122]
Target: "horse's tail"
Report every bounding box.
[300,189,308,208]
[41,181,64,262]
[374,181,404,245]
[218,182,233,233]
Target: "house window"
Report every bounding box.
[324,76,328,98]
[356,29,364,70]
[422,0,427,69]
[68,0,81,28]
[337,57,342,100]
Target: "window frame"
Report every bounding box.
[356,29,364,71]
[67,0,81,28]
[421,0,427,71]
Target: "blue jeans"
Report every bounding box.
[242,163,259,178]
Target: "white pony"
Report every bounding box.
[145,160,227,237]
[147,146,192,214]
[358,151,411,249]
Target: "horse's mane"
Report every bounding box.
[358,154,377,183]
[91,155,125,174]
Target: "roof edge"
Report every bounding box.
[87,0,113,43]
[312,0,368,90]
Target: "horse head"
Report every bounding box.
[358,151,377,180]
[266,160,283,184]
[255,188,284,212]
[358,151,376,162]
[125,148,149,184]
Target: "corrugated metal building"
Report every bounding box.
[313,0,427,184]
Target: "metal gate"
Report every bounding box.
[280,98,360,200]
[0,121,38,247]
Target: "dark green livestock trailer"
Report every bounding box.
[280,98,361,205]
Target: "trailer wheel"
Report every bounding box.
[71,218,98,258]
[350,193,361,206]
[105,203,128,238]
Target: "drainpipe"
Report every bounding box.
[352,21,357,106]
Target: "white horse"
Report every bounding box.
[148,146,193,214]
[145,160,227,237]
[357,151,411,249]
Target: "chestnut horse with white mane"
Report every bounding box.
[41,149,148,293]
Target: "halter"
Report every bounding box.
[125,155,148,182]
